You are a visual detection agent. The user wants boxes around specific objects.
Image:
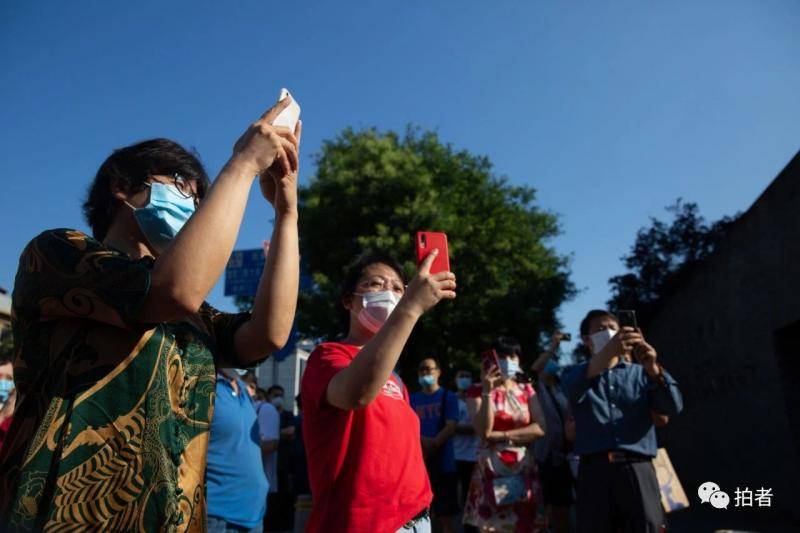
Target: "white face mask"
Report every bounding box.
[356,290,400,333]
[589,328,617,355]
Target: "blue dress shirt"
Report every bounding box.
[561,360,683,458]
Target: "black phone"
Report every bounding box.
[618,310,638,329]
[561,333,572,342]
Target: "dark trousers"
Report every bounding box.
[455,460,479,533]
[576,458,664,533]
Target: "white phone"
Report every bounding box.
[272,88,301,131]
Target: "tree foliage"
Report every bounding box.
[608,199,738,329]
[0,329,12,360]
[296,126,574,379]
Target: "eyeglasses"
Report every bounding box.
[146,173,198,202]
[357,275,406,295]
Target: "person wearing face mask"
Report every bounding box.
[0,98,302,531]
[561,310,683,533]
[452,370,479,533]
[463,337,548,532]
[206,369,268,532]
[301,251,456,533]
[0,357,15,452]
[410,358,459,533]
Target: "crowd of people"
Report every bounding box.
[0,95,684,533]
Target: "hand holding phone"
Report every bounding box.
[618,310,638,330]
[272,88,301,131]
[481,349,500,374]
[415,232,450,275]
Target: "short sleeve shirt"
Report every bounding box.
[206,376,268,528]
[301,342,431,533]
[256,400,280,493]
[0,229,252,532]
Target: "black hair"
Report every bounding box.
[0,356,12,367]
[418,357,441,370]
[83,138,210,241]
[240,372,258,387]
[267,385,285,396]
[579,309,619,336]
[340,251,406,301]
[492,336,523,358]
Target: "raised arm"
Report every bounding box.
[470,365,503,440]
[139,99,299,323]
[531,332,565,374]
[326,251,457,410]
[235,121,303,362]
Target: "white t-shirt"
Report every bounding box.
[256,400,281,493]
[452,396,479,462]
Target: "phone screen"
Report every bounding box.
[273,88,301,131]
[618,310,638,329]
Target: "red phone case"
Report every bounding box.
[481,349,500,373]
[415,231,450,275]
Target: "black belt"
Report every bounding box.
[581,450,652,464]
[403,507,430,529]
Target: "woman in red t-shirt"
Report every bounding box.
[464,337,548,532]
[301,251,456,533]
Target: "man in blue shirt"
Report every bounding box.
[206,370,269,532]
[561,310,683,533]
[410,357,459,533]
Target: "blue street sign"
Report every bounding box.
[224,248,266,296]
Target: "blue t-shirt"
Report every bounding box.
[410,387,459,473]
[206,376,269,528]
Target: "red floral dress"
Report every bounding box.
[463,383,547,532]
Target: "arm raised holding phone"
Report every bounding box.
[326,250,457,410]
[139,96,302,361]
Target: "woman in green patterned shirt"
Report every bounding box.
[0,97,302,532]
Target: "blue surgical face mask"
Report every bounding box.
[498,357,520,378]
[456,377,472,390]
[234,369,248,377]
[126,182,196,253]
[418,375,436,388]
[0,379,13,403]
[270,396,285,409]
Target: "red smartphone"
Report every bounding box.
[415,231,450,275]
[481,349,500,374]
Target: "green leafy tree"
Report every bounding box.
[0,329,12,360]
[297,126,574,379]
[608,199,738,329]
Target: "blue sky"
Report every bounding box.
[2,1,799,356]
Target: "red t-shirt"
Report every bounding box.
[301,342,432,533]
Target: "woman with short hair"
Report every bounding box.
[302,250,456,533]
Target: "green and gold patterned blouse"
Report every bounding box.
[0,229,252,532]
